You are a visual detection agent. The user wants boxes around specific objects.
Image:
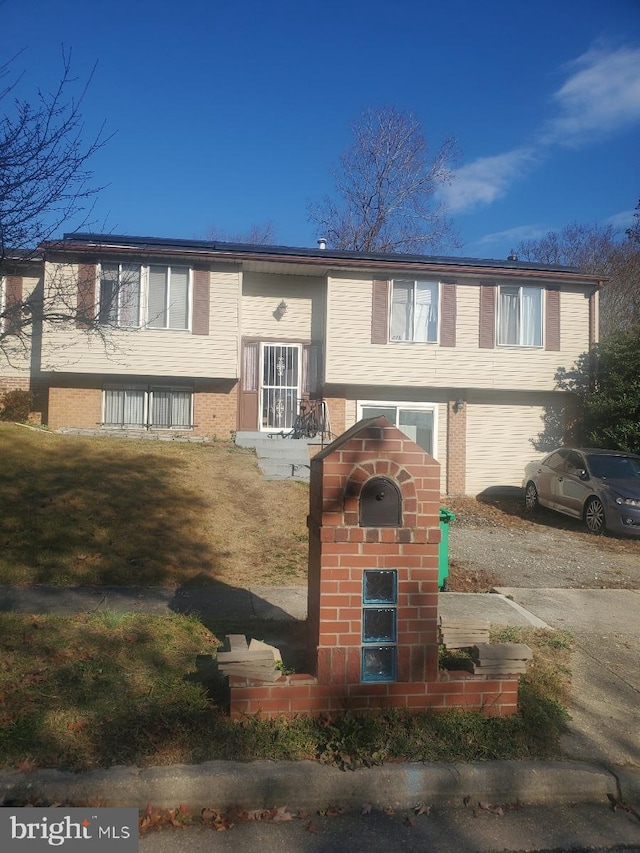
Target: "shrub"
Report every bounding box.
[0,389,33,423]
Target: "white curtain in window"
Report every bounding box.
[119,264,141,326]
[414,282,437,342]
[390,281,412,340]
[521,287,542,346]
[151,389,191,428]
[499,286,520,345]
[170,390,191,427]
[123,390,145,426]
[103,388,124,425]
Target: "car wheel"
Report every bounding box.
[584,497,606,534]
[524,481,539,511]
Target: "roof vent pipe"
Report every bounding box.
[317,237,327,250]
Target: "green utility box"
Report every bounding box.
[438,507,456,591]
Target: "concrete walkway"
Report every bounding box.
[1,583,639,829]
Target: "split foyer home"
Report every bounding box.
[1,232,602,495]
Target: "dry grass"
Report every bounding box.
[0,424,308,587]
[0,613,569,771]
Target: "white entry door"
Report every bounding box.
[261,343,301,430]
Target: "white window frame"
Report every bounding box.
[357,400,439,458]
[97,262,193,331]
[145,264,192,331]
[390,279,441,343]
[496,284,544,348]
[98,262,142,327]
[102,385,194,430]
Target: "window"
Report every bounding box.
[148,265,190,330]
[359,402,436,456]
[98,263,191,330]
[103,387,193,429]
[497,285,543,347]
[99,263,141,326]
[361,570,397,682]
[391,279,439,342]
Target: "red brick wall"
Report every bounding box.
[48,383,102,430]
[229,671,520,718]
[193,380,238,438]
[46,379,239,438]
[228,417,524,719]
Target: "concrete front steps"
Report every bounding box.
[234,431,315,481]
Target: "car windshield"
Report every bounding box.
[587,454,640,480]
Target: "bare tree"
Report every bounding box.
[627,198,640,244]
[0,48,110,362]
[516,222,640,338]
[207,221,277,245]
[308,106,459,254]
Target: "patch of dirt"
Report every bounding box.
[446,561,501,593]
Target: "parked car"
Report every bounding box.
[523,448,640,536]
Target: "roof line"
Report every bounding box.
[40,232,603,281]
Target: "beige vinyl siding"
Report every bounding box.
[326,275,592,392]
[40,263,240,378]
[241,272,324,340]
[465,392,566,494]
[1,274,42,375]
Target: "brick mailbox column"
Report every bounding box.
[306,416,442,704]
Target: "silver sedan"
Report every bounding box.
[523,447,640,536]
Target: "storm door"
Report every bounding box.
[261,344,301,430]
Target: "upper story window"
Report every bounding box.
[497,285,543,347]
[148,265,190,330]
[390,279,439,343]
[98,263,191,330]
[99,263,141,326]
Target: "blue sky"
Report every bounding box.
[3,0,639,260]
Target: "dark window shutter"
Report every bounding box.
[192,267,210,335]
[76,263,97,328]
[371,280,389,344]
[479,284,496,348]
[4,276,23,333]
[440,282,457,347]
[545,286,561,351]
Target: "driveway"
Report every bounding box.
[448,510,640,588]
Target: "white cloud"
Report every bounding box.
[603,209,636,230]
[542,45,640,145]
[474,224,548,247]
[441,148,537,214]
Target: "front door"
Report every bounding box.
[261,343,301,431]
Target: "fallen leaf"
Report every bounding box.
[271,806,293,822]
[414,804,431,816]
[361,803,373,815]
[305,820,322,833]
